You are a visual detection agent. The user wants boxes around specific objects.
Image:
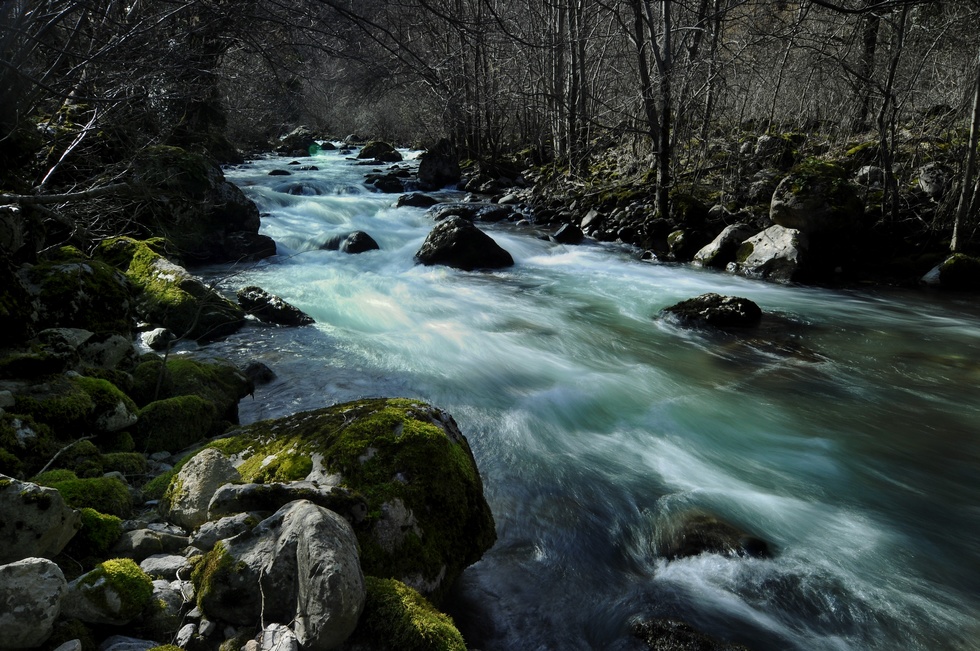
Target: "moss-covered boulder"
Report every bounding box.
[0,474,82,563]
[95,237,245,341]
[61,558,153,625]
[130,145,272,263]
[136,395,219,453]
[131,355,251,426]
[17,246,135,336]
[64,507,124,560]
[11,374,138,439]
[0,414,55,478]
[178,398,496,604]
[938,253,980,291]
[357,141,403,163]
[37,472,134,518]
[343,577,466,651]
[770,159,864,234]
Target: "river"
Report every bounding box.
[201,147,980,650]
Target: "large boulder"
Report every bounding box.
[417,139,461,191]
[277,126,321,156]
[96,237,246,341]
[174,398,496,604]
[161,447,241,531]
[320,232,380,255]
[693,223,758,269]
[11,374,139,439]
[0,557,68,649]
[731,225,808,283]
[130,355,252,423]
[358,141,402,163]
[414,216,514,271]
[770,160,863,234]
[61,558,154,625]
[17,246,136,337]
[926,253,980,290]
[237,285,315,326]
[193,500,365,650]
[130,145,268,263]
[0,476,81,563]
[661,294,762,329]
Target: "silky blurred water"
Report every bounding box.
[201,148,980,650]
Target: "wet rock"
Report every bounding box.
[223,231,278,261]
[358,141,402,163]
[244,361,276,385]
[367,173,404,193]
[140,327,175,351]
[321,231,380,254]
[662,294,762,329]
[237,285,315,326]
[0,557,68,648]
[195,500,365,650]
[656,510,772,560]
[633,618,752,651]
[268,169,292,176]
[397,193,440,208]
[552,223,584,244]
[0,475,82,563]
[414,216,514,271]
[418,139,461,190]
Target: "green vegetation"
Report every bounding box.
[38,472,134,518]
[345,576,466,651]
[77,558,154,622]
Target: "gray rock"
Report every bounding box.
[140,328,175,351]
[207,482,366,524]
[0,475,81,564]
[0,557,68,649]
[191,512,262,551]
[140,553,191,581]
[770,164,862,234]
[261,624,299,651]
[161,448,240,531]
[98,637,159,651]
[662,294,763,329]
[52,640,83,651]
[731,225,808,283]
[62,560,152,625]
[855,165,885,187]
[915,162,951,199]
[237,286,314,327]
[693,223,758,268]
[175,623,197,648]
[414,216,514,271]
[78,333,139,370]
[198,500,365,651]
[111,528,190,561]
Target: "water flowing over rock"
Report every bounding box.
[397,193,440,208]
[415,216,514,271]
[662,294,762,329]
[195,500,365,650]
[237,285,315,326]
[633,618,752,651]
[0,557,68,648]
[321,231,380,254]
[655,510,772,560]
[552,223,584,244]
[0,475,81,563]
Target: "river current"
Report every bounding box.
[201,147,979,650]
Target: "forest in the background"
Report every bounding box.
[3,0,980,257]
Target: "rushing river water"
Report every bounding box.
[203,147,980,650]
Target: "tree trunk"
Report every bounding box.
[952,48,980,253]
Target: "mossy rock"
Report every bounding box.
[12,374,138,437]
[19,247,135,336]
[130,355,251,426]
[184,398,495,604]
[0,413,56,478]
[939,253,980,290]
[39,472,134,518]
[136,395,218,453]
[64,558,154,625]
[343,577,466,651]
[358,141,403,162]
[100,451,147,478]
[65,507,124,559]
[770,159,864,234]
[95,237,245,341]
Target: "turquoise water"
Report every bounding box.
[206,149,980,650]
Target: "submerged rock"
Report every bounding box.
[552,223,584,244]
[321,231,380,255]
[656,510,772,561]
[633,618,752,651]
[662,294,762,329]
[415,216,514,271]
[397,193,440,209]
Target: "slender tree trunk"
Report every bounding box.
[855,3,880,132]
[952,48,980,253]
[876,6,909,222]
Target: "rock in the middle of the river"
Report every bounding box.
[414,215,514,271]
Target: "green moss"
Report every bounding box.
[939,253,980,290]
[136,395,218,453]
[46,618,96,651]
[44,475,134,517]
[130,356,249,423]
[191,542,236,610]
[12,375,135,439]
[68,507,123,557]
[33,469,78,484]
[101,452,147,477]
[147,646,186,651]
[143,468,177,501]
[79,558,153,621]
[194,398,495,604]
[345,576,466,651]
